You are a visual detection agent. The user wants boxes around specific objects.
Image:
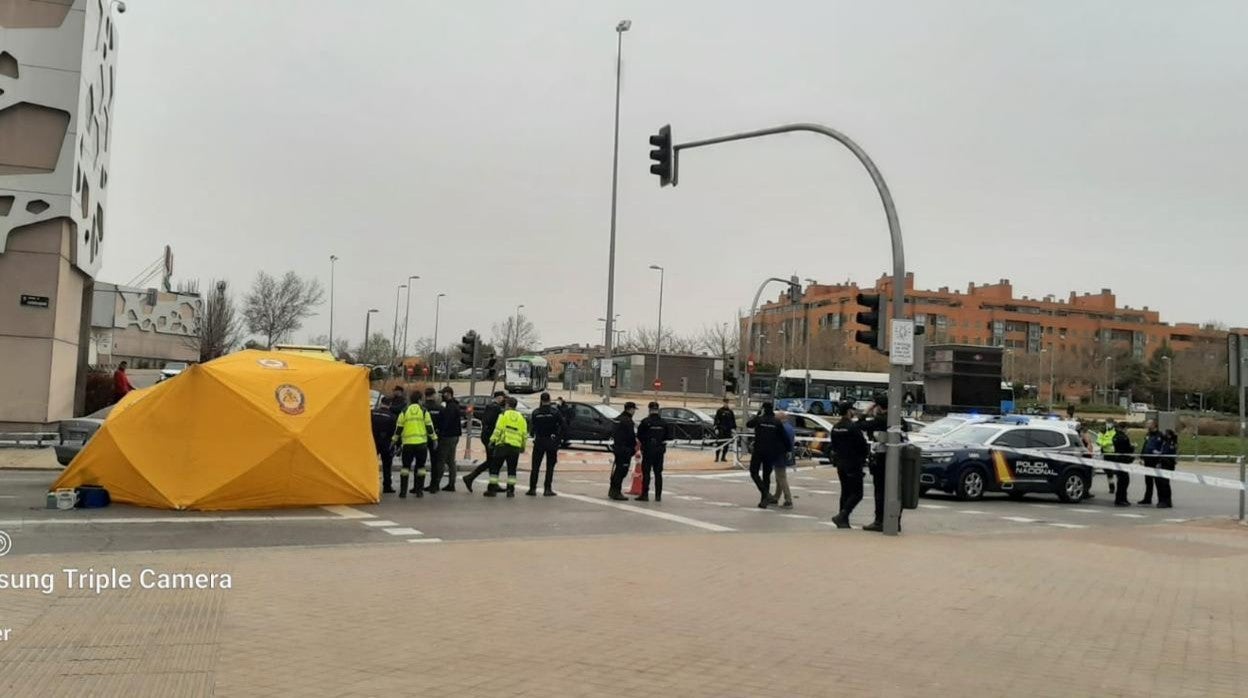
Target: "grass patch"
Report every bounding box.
[1125,429,1244,458]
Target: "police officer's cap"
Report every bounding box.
[540,392,551,403]
[624,401,637,410]
[839,401,855,414]
[647,401,659,410]
[493,391,506,398]
[874,394,889,409]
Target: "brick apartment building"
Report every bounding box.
[537,343,602,379]
[746,273,1230,402]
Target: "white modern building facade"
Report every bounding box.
[0,0,121,427]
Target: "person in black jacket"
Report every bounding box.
[747,402,786,509]
[860,396,909,532]
[388,385,407,417]
[463,392,507,493]
[1108,422,1135,506]
[1156,429,1178,508]
[608,402,638,501]
[713,398,736,463]
[828,402,870,528]
[421,388,446,493]
[1137,419,1164,505]
[433,386,463,492]
[527,392,565,496]
[636,401,672,502]
[371,396,399,494]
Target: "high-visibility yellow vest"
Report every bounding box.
[490,410,528,449]
[396,404,435,445]
[1096,429,1114,452]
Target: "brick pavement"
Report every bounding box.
[1,521,1247,696]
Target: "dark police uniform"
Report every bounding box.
[861,408,909,531]
[827,410,869,526]
[370,404,398,493]
[747,409,787,507]
[422,396,445,492]
[713,404,736,462]
[636,412,672,501]
[528,403,565,495]
[435,396,463,491]
[464,398,505,492]
[608,409,637,500]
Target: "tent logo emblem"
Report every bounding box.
[257,358,288,370]
[275,384,306,415]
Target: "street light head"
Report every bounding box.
[112,1,126,13]
[330,254,338,262]
[409,275,420,281]
[368,309,379,314]
[438,292,446,298]
[616,19,631,31]
[649,264,663,271]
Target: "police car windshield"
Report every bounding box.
[921,417,969,437]
[595,405,621,419]
[940,424,1004,446]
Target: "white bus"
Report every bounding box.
[504,356,550,394]
[772,369,891,415]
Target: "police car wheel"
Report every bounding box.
[956,467,986,501]
[1056,472,1088,503]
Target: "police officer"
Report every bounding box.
[527,392,564,497]
[371,396,398,494]
[608,402,638,501]
[421,388,445,493]
[747,402,786,509]
[636,401,672,502]
[486,397,528,498]
[393,391,437,499]
[463,391,506,492]
[828,401,869,528]
[713,398,736,463]
[433,386,462,492]
[861,395,907,532]
[1097,419,1118,495]
[1108,421,1134,506]
[388,385,408,417]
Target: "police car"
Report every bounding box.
[918,420,1093,502]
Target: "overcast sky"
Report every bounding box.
[100,1,1248,349]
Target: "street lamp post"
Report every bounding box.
[363,309,379,357]
[402,275,419,360]
[1105,355,1114,406]
[328,255,338,352]
[432,293,445,379]
[649,264,664,392]
[512,304,525,358]
[1162,355,1172,411]
[601,18,631,404]
[391,284,406,362]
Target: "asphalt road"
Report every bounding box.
[1,462,1241,558]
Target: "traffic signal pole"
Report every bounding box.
[669,122,908,536]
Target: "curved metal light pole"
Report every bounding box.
[673,122,907,535]
[402,275,419,360]
[601,19,631,404]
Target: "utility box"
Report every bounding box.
[923,344,1005,415]
[899,444,922,510]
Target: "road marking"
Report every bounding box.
[569,479,595,484]
[958,510,987,515]
[673,495,703,501]
[1164,518,1189,523]
[0,515,341,526]
[322,505,375,519]
[809,489,838,495]
[407,538,443,544]
[383,527,423,536]
[1048,523,1088,529]
[1068,508,1101,514]
[780,514,815,519]
[710,502,736,507]
[1001,516,1039,523]
[1115,513,1147,519]
[557,493,735,532]
[918,504,948,510]
[362,520,399,527]
[1028,504,1057,509]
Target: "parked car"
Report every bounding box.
[561,401,621,446]
[156,361,189,383]
[658,407,715,441]
[54,405,115,465]
[455,395,533,424]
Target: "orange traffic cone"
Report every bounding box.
[628,446,644,496]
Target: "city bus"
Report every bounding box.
[772,370,891,415]
[504,356,550,394]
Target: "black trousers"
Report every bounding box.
[641,448,666,498]
[749,450,773,500]
[488,444,521,490]
[530,437,559,492]
[869,458,901,526]
[467,438,495,482]
[376,442,394,489]
[1109,463,1131,504]
[401,444,429,491]
[609,451,632,494]
[836,462,865,517]
[1155,462,1174,506]
[715,431,734,461]
[1141,457,1163,503]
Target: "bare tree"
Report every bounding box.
[618,325,694,354]
[307,333,351,360]
[490,314,540,358]
[193,279,243,362]
[242,271,325,349]
[699,322,740,361]
[354,332,394,365]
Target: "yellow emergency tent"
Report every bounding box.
[53,350,379,510]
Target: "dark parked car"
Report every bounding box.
[54,405,115,466]
[657,407,715,441]
[561,401,621,446]
[454,395,532,425]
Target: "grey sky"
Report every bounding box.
[100,1,1248,349]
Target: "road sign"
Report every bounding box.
[747,357,756,374]
[890,319,915,366]
[653,379,663,390]
[599,361,614,378]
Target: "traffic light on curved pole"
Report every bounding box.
[854,292,887,353]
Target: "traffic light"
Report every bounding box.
[459,331,478,369]
[649,124,673,186]
[787,275,802,303]
[854,292,887,352]
[484,355,498,380]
